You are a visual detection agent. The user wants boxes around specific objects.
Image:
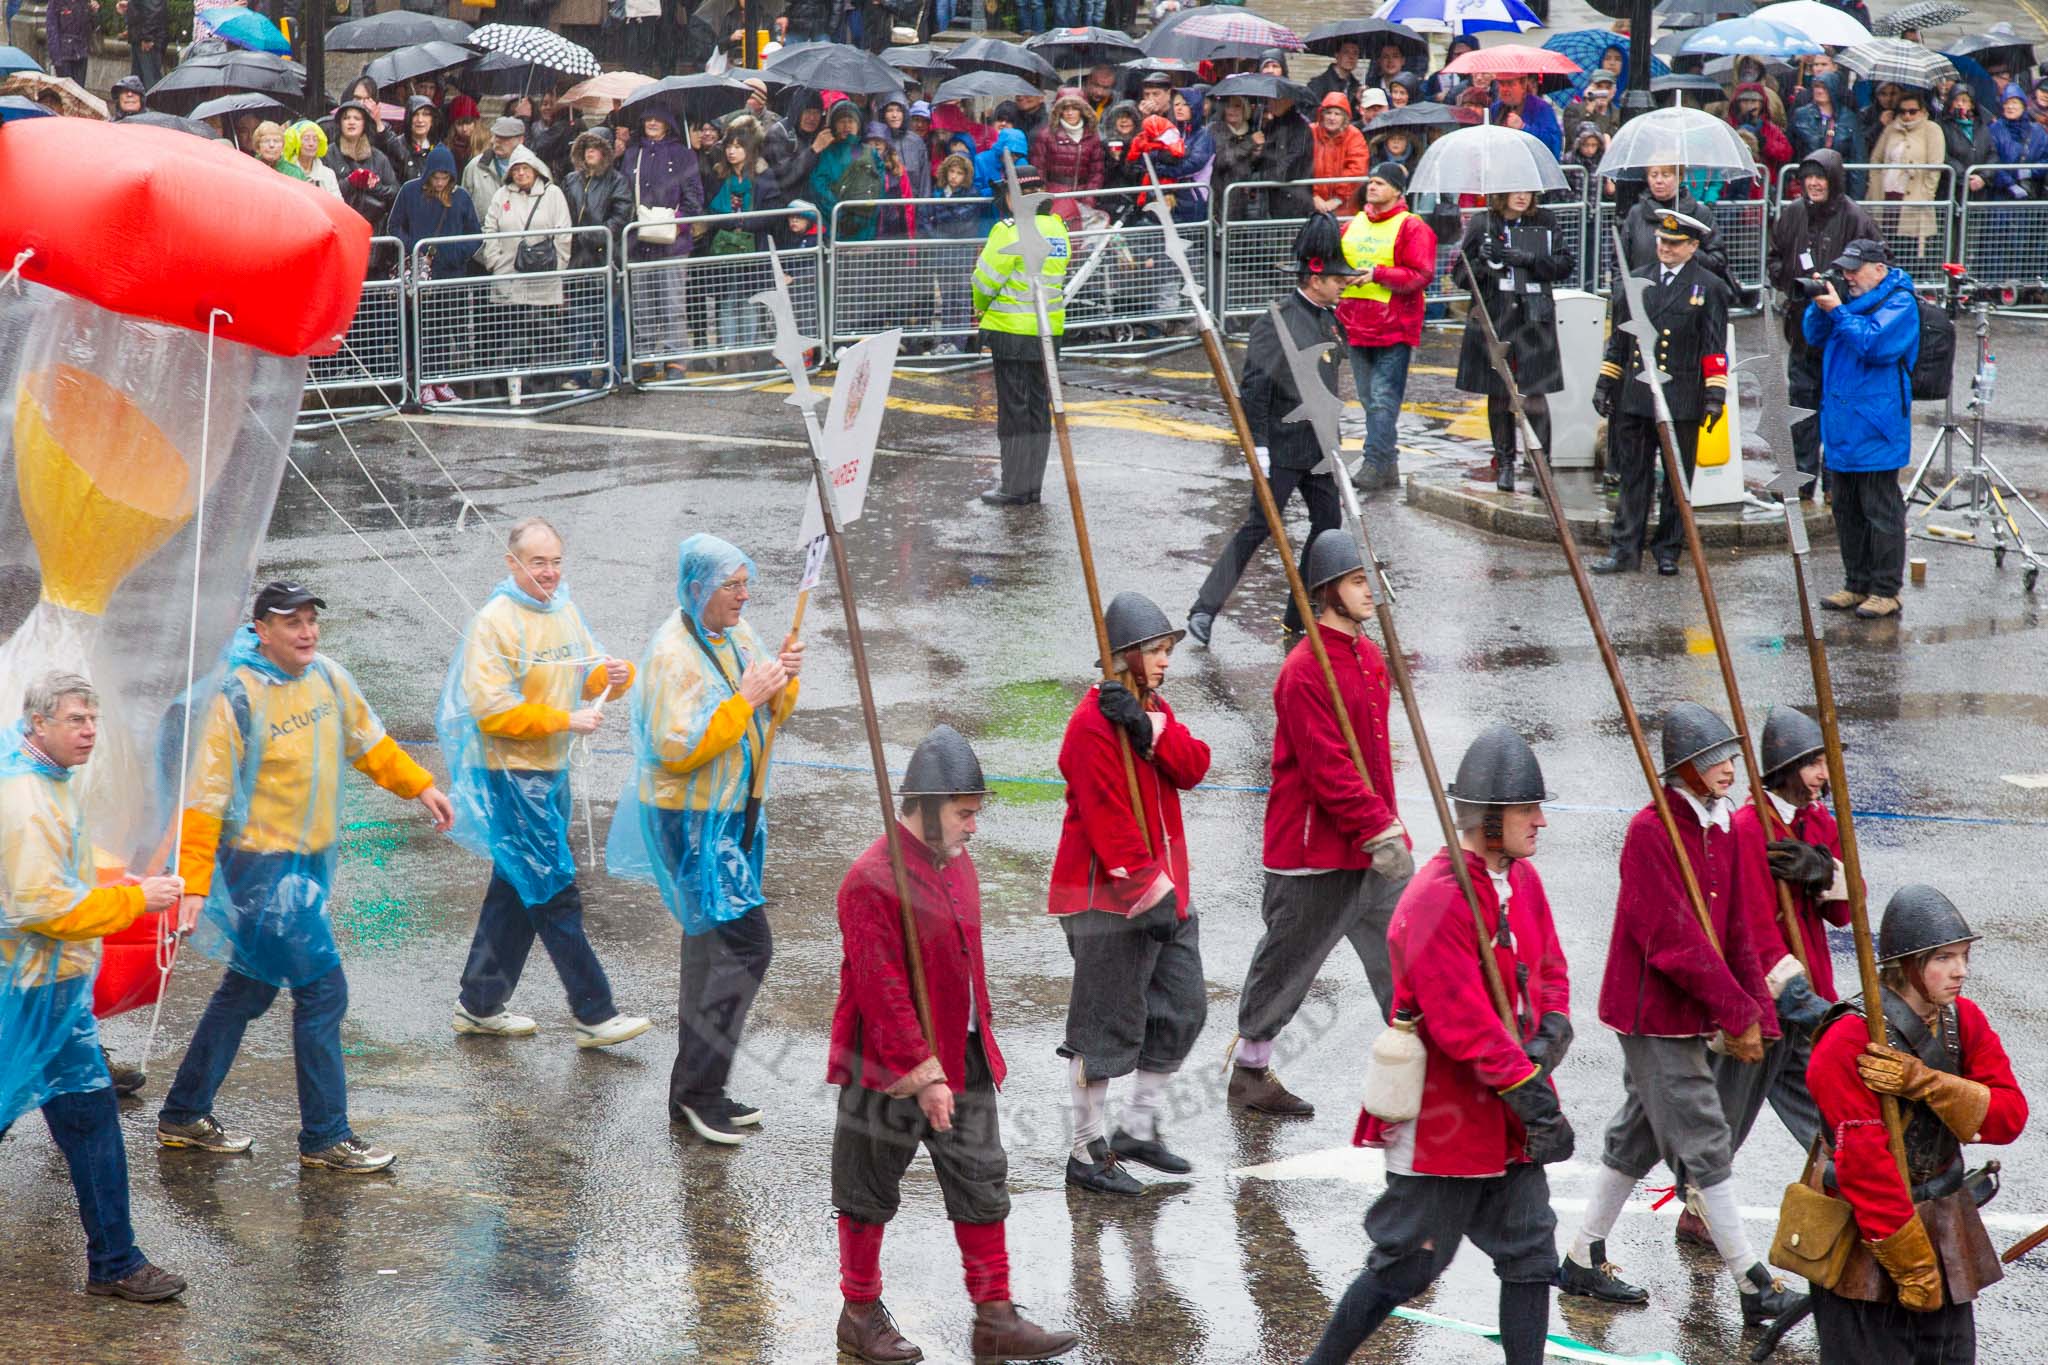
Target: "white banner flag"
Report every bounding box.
[797,533,829,594]
[796,329,901,548]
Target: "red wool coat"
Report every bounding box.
[1356,850,1569,1176]
[1730,799,1852,1000]
[1809,998,2027,1241]
[1596,790,1776,1040]
[1263,622,1403,871]
[828,826,1005,1097]
[1049,687,1210,919]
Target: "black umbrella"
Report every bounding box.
[1023,25,1144,70]
[1651,70,1729,95]
[188,89,293,122]
[1303,17,1427,63]
[1369,100,1471,130]
[364,41,477,90]
[1947,22,2034,73]
[764,42,907,97]
[1118,55,1202,91]
[468,51,543,97]
[945,37,1059,86]
[932,70,1043,105]
[146,50,304,114]
[1206,71,1312,105]
[325,10,473,52]
[121,109,222,137]
[619,73,752,128]
[881,44,956,78]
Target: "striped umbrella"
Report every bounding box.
[1166,9,1304,52]
[1837,36,1958,85]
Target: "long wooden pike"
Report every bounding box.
[1764,466,1909,1184]
[1133,160,1376,798]
[1002,150,1150,851]
[1611,228,1811,978]
[1464,255,1723,956]
[1267,301,1515,1031]
[751,243,933,1048]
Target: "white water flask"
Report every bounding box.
[1361,1010,1426,1122]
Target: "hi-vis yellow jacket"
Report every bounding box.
[973,211,1070,336]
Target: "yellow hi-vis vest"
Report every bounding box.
[1341,209,1412,304]
[972,211,1070,336]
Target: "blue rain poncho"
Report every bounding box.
[606,535,797,935]
[180,626,433,989]
[0,721,121,1129]
[437,578,623,907]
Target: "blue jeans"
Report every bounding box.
[719,292,761,352]
[1016,0,1046,31]
[43,1085,146,1284]
[460,869,617,1026]
[161,965,352,1154]
[1347,343,1412,477]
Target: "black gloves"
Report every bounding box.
[1593,377,1617,420]
[1501,1076,1576,1164]
[1522,1011,1574,1079]
[1775,971,1831,1036]
[1096,680,1152,757]
[1703,394,1726,434]
[1767,839,1836,893]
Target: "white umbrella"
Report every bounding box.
[1595,105,1759,179]
[1408,123,1566,197]
[1753,0,1872,46]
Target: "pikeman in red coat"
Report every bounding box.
[827,726,1078,1365]
[1228,529,1413,1120]
[1557,703,1801,1329]
[1304,726,1572,1365]
[1807,885,2027,1363]
[1050,591,1212,1196]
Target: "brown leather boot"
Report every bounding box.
[970,1300,1078,1363]
[1227,1064,1315,1117]
[836,1299,923,1363]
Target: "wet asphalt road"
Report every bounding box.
[3,317,2045,1365]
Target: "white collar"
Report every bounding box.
[1767,789,1800,822]
[1677,786,1732,833]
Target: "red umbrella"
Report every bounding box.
[1441,44,1583,75]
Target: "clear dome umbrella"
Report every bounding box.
[1595,105,1759,181]
[1408,123,1567,197]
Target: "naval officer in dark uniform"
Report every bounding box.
[1591,210,1731,577]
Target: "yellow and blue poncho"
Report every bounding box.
[606,535,798,935]
[435,578,630,907]
[176,626,432,988]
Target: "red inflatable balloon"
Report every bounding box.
[92,909,167,1020]
[0,120,371,357]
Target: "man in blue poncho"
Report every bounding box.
[1,672,187,1301]
[439,517,651,1048]
[608,535,801,1145]
[158,582,455,1173]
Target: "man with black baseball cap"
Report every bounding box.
[1338,161,1437,492]
[159,581,455,1174]
[1803,234,1919,619]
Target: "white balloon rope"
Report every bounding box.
[0,247,33,294]
[339,337,495,532]
[315,384,480,615]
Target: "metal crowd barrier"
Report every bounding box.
[1060,183,1210,359]
[826,194,993,367]
[1776,162,1955,287]
[299,236,406,430]
[410,226,615,417]
[1951,164,2048,304]
[622,208,825,388]
[1591,194,1768,295]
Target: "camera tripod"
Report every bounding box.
[1900,266,2046,592]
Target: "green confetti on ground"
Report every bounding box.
[982,679,1077,744]
[988,777,1064,806]
[338,895,427,953]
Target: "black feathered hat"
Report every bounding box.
[1283,213,1364,278]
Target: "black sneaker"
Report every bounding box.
[1555,1240,1650,1305]
[722,1096,762,1128]
[1740,1263,1801,1326]
[678,1102,746,1146]
[1110,1126,1192,1175]
[1066,1138,1144,1196]
[101,1047,146,1098]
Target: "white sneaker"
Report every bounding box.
[453,1007,538,1037]
[575,1014,652,1049]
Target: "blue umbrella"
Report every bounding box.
[1680,16,1825,58]
[196,4,294,57]
[0,94,52,121]
[0,46,44,79]
[1372,0,1542,36]
[1541,29,1670,98]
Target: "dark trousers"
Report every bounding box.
[1237,866,1406,1037]
[42,1085,146,1285]
[161,965,352,1155]
[1191,465,1340,630]
[1715,1017,1822,1155]
[986,329,1051,497]
[669,905,774,1115]
[131,45,163,87]
[1486,393,1550,463]
[459,872,617,1026]
[1609,411,1699,565]
[1789,347,1827,495]
[1831,467,1908,597]
[831,1034,1010,1226]
[1057,909,1206,1083]
[1813,1286,1976,1364]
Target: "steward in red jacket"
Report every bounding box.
[1228,530,1413,1120]
[1336,160,1436,491]
[1304,726,1571,1365]
[1051,592,1211,1197]
[1806,885,2027,1364]
[1560,704,1798,1329]
[826,725,1077,1365]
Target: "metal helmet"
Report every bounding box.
[1445,725,1553,806]
[1760,707,1826,781]
[1659,701,1741,777]
[1304,528,1365,592]
[1104,591,1183,654]
[900,724,990,799]
[1877,884,1981,965]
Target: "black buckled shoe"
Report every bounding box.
[1740,1263,1801,1326]
[1655,555,1680,576]
[1590,552,1638,575]
[1110,1126,1192,1175]
[1066,1138,1144,1197]
[1555,1240,1650,1305]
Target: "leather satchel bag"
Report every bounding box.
[1769,1136,1859,1290]
[634,159,679,247]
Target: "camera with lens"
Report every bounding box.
[1797,269,1850,300]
